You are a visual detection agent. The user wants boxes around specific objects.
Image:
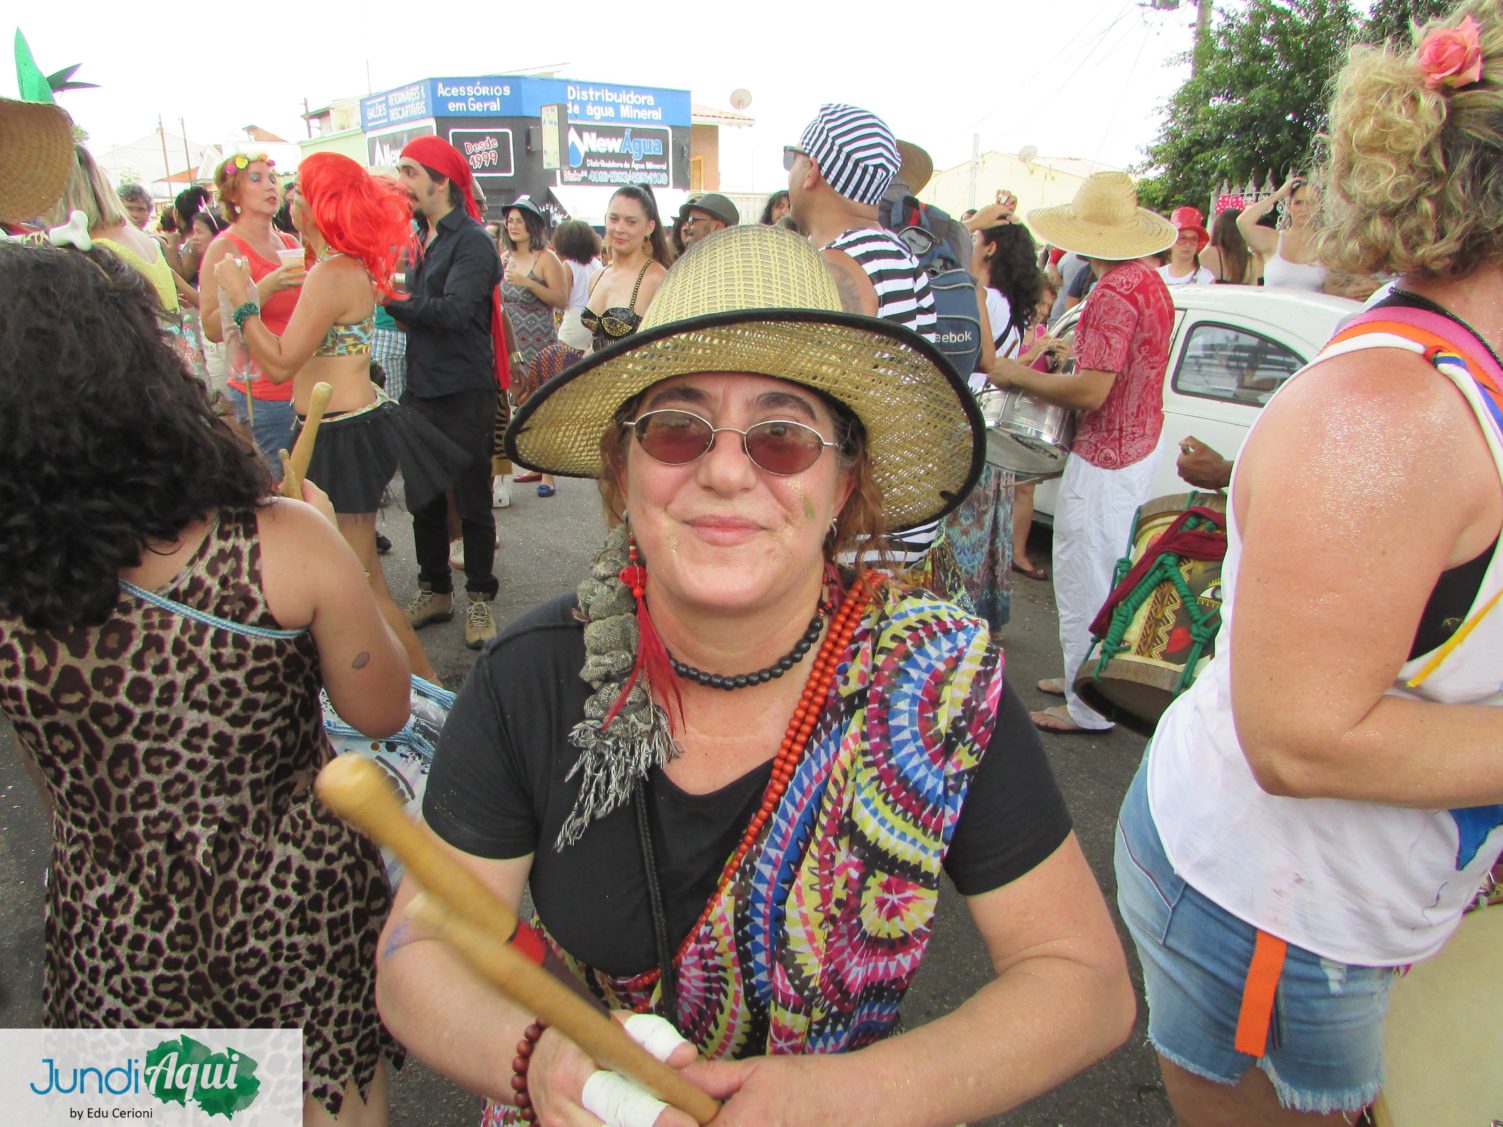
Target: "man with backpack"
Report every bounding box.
[787,103,964,567]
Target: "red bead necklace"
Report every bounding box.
[653,573,876,973]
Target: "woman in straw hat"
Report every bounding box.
[992,171,1176,735]
[376,225,1133,1126]
[1116,5,1503,1122]
[0,240,409,1126]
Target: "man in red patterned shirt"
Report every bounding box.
[992,173,1176,732]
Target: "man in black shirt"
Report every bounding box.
[386,136,502,648]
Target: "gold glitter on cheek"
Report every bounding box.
[788,479,817,523]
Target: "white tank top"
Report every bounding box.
[565,258,604,312]
[1261,235,1327,291]
[1147,325,1503,966]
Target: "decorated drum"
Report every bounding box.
[1073,491,1228,733]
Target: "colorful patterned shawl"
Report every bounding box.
[483,584,1003,1125]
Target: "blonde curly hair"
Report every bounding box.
[1315,0,1503,280]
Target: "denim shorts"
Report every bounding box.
[1114,760,1395,1114]
[225,386,296,482]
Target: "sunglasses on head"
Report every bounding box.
[623,408,835,475]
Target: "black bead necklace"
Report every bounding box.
[670,603,830,691]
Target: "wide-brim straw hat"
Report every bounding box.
[0,98,74,224]
[1027,171,1176,261]
[895,140,934,195]
[506,224,984,532]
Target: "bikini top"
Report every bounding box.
[309,249,375,357]
[580,260,652,351]
[314,314,374,357]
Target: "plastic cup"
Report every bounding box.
[278,247,306,271]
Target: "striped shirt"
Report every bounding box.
[826,227,940,564]
[825,228,939,338]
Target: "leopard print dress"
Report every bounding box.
[0,507,398,1115]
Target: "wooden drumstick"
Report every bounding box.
[315,757,720,1125]
[280,381,334,498]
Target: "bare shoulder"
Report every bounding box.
[1240,347,1498,541]
[200,233,234,265]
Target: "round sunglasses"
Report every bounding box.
[623,408,836,475]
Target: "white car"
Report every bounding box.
[1030,286,1362,518]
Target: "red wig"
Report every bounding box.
[297,152,412,295]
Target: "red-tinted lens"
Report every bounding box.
[743,420,827,475]
[633,411,714,464]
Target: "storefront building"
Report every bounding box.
[359,76,694,223]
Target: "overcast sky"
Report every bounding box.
[16,0,1200,184]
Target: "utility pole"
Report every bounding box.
[157,115,171,199]
[968,133,980,211]
[1192,0,1213,75]
[1152,0,1213,75]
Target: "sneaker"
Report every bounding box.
[406,586,454,630]
[375,532,392,555]
[464,596,497,649]
[492,476,512,509]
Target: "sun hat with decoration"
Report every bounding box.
[505,223,985,532]
[1026,171,1177,261]
[0,97,74,224]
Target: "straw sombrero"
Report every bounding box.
[1027,171,1176,261]
[506,224,984,532]
[0,97,74,224]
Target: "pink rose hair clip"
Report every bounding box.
[1418,14,1485,91]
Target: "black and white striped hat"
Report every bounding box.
[797,104,900,207]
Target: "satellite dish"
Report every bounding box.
[730,88,752,111]
[1018,144,1038,166]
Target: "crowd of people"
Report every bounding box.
[1,3,1501,1125]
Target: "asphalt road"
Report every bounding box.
[0,478,1173,1126]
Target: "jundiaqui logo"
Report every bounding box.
[28,1035,261,1120]
[143,1036,260,1118]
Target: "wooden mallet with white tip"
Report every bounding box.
[314,756,719,1125]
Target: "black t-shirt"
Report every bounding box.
[424,594,1072,978]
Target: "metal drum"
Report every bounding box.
[978,388,1074,480]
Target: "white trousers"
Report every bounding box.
[1054,449,1161,728]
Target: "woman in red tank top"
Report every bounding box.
[198,153,305,478]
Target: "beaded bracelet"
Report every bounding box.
[231,301,261,331]
[510,1020,546,1122]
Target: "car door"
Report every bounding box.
[1148,311,1309,500]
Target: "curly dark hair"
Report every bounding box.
[978,223,1044,345]
[0,244,270,631]
[552,219,601,265]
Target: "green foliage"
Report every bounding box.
[1362,0,1458,45]
[1136,0,1361,213]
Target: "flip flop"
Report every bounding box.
[537,484,556,498]
[1011,561,1048,581]
[1031,705,1110,735]
[1037,677,1066,696]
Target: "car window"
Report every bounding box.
[1172,322,1304,406]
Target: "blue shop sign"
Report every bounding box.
[361,76,690,132]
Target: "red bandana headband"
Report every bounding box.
[401,135,481,223]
